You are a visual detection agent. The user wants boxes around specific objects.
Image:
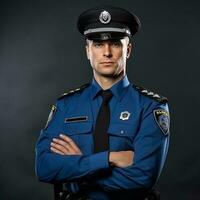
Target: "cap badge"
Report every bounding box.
[120,111,131,121]
[99,10,111,24]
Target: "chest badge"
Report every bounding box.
[119,111,131,121]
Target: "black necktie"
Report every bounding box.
[93,90,113,153]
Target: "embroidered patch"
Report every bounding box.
[45,105,57,129]
[153,109,170,135]
[65,116,88,123]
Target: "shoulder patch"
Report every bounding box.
[58,83,90,100]
[133,84,168,103]
[44,105,57,129]
[153,109,170,135]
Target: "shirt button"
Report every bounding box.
[120,130,124,134]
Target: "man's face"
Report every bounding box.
[86,37,132,78]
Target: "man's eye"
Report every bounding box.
[112,42,121,47]
[94,42,103,47]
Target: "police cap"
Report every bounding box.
[77,6,141,40]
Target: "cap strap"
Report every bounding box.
[84,27,131,36]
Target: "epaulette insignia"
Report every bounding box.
[133,84,168,103]
[58,83,90,100]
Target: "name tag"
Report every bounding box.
[65,116,88,123]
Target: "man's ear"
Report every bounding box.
[126,42,132,59]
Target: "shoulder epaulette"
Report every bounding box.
[58,83,90,100]
[133,84,168,103]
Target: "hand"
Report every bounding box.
[50,134,83,155]
[109,151,134,168]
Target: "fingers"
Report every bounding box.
[50,146,65,155]
[51,140,71,155]
[52,138,76,154]
[50,134,82,155]
[59,134,82,154]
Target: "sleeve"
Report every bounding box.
[97,103,170,191]
[35,100,110,183]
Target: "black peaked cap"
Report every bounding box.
[77,6,141,40]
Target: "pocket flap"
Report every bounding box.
[63,122,93,135]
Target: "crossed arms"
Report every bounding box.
[51,133,134,168]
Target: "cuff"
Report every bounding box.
[89,151,109,172]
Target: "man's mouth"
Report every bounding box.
[100,61,114,64]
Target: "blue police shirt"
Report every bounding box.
[35,75,170,197]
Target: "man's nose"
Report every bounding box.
[103,44,112,58]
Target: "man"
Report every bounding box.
[35,6,170,200]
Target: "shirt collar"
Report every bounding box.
[90,75,130,101]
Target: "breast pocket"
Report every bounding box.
[63,121,93,154]
[108,123,136,151]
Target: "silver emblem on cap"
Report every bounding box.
[99,10,111,24]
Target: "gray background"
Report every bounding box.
[0,0,199,199]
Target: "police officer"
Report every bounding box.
[35,6,170,200]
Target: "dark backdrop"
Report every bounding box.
[0,0,199,200]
